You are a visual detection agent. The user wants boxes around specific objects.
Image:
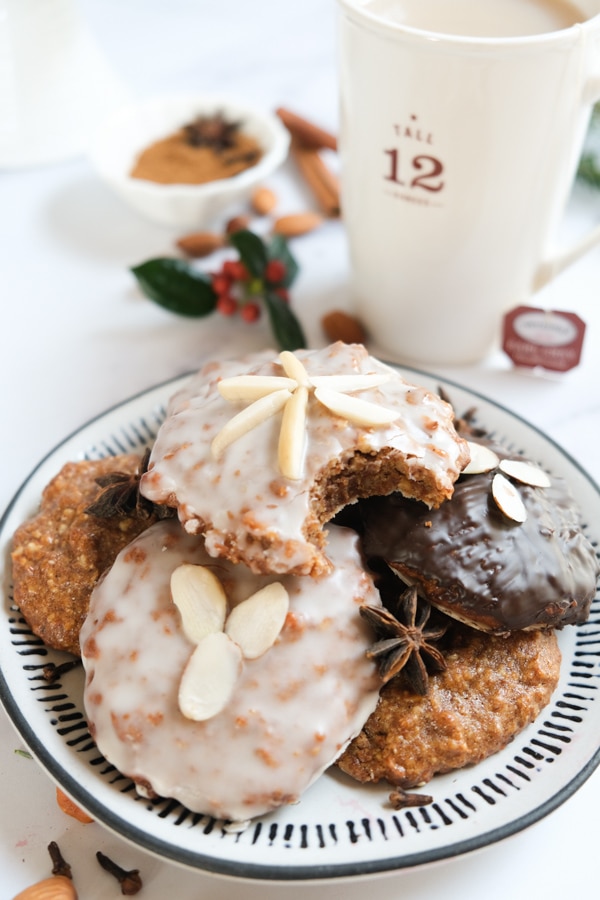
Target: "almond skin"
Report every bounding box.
[225,214,251,235]
[251,186,278,215]
[13,875,78,900]
[56,787,94,824]
[272,212,323,237]
[176,231,224,258]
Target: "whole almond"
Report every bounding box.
[225,214,251,235]
[13,875,78,900]
[321,309,367,345]
[251,186,278,215]
[176,231,225,258]
[272,212,323,238]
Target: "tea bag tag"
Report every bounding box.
[502,305,586,373]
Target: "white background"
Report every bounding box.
[1,1,599,897]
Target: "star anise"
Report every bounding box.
[437,386,486,439]
[183,112,241,151]
[360,584,447,694]
[85,448,174,521]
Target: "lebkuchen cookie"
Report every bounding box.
[140,342,470,576]
[359,436,599,633]
[11,454,151,656]
[80,518,382,822]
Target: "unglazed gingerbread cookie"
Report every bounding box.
[80,518,382,822]
[359,438,599,633]
[337,624,561,789]
[140,343,469,576]
[11,454,152,656]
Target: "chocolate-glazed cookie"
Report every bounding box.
[359,440,599,633]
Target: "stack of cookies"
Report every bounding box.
[11,342,598,821]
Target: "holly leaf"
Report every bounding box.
[131,258,217,317]
[267,234,299,288]
[264,290,306,351]
[228,229,268,278]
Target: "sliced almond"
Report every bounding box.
[218,375,296,403]
[171,564,227,644]
[310,373,391,392]
[314,387,399,427]
[225,582,290,659]
[178,632,242,721]
[492,472,527,523]
[211,388,292,458]
[279,350,310,386]
[278,384,308,480]
[462,441,500,474]
[499,459,551,488]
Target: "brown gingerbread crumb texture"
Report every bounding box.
[11,454,152,656]
[337,624,561,789]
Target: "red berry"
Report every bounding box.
[211,273,233,296]
[273,286,290,303]
[264,259,287,284]
[216,295,237,316]
[223,260,249,282]
[240,301,261,323]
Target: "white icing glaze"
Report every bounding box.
[80,519,382,822]
[141,343,468,575]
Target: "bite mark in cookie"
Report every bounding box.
[140,343,469,576]
[359,437,599,633]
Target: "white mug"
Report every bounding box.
[336,0,600,364]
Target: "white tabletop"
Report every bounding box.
[1,1,599,897]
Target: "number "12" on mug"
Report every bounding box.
[384,148,445,192]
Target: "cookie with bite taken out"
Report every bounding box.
[140,343,470,577]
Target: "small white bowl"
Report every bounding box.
[89,94,290,228]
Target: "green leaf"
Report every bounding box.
[131,258,217,317]
[228,229,268,278]
[14,749,32,759]
[267,234,299,288]
[264,290,306,351]
[577,153,600,189]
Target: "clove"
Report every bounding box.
[42,659,81,683]
[388,788,433,810]
[96,851,142,895]
[47,841,73,879]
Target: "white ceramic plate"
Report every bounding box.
[1,368,599,881]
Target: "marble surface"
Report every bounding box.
[1,1,599,896]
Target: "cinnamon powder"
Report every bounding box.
[130,128,262,185]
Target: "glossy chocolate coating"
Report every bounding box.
[360,446,599,633]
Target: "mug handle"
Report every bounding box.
[533,223,600,292]
[533,67,600,293]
